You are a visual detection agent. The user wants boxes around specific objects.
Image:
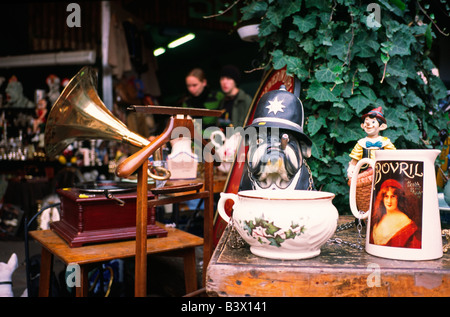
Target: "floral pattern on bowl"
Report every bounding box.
[241,217,306,247]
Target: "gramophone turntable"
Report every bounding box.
[51,181,167,247]
[42,66,172,248]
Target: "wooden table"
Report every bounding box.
[29,223,203,297]
[206,216,450,297]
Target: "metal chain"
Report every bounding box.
[443,229,450,253]
[327,216,364,250]
[227,217,246,249]
[303,160,364,250]
[356,218,364,248]
[303,159,314,191]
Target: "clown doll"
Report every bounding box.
[347,107,396,179]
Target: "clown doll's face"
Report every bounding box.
[361,116,386,138]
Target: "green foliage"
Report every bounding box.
[240,0,449,212]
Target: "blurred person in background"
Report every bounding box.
[182,68,224,137]
[219,65,252,128]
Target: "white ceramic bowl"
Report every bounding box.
[218,190,338,260]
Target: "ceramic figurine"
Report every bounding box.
[5,76,34,108]
[347,107,395,213]
[210,129,241,173]
[0,253,18,297]
[239,85,314,191]
[347,107,396,179]
[46,74,61,106]
[33,99,48,134]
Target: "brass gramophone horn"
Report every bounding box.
[44,66,170,181]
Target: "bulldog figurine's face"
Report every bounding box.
[247,129,306,189]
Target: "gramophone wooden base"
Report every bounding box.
[51,188,167,248]
[51,220,167,248]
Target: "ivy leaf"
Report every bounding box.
[271,50,305,75]
[240,1,268,21]
[280,0,303,17]
[347,94,371,113]
[293,15,316,33]
[386,56,407,79]
[307,81,338,102]
[391,0,406,11]
[359,86,377,101]
[372,98,385,109]
[425,23,433,49]
[243,220,255,236]
[403,128,422,143]
[264,221,281,236]
[307,116,327,135]
[271,50,286,69]
[310,133,326,158]
[353,33,380,58]
[336,104,354,122]
[293,66,309,80]
[331,120,364,143]
[385,76,403,91]
[327,165,342,175]
[385,128,403,144]
[315,66,337,83]
[390,28,416,56]
[266,0,302,27]
[322,180,349,196]
[259,19,277,37]
[265,6,284,28]
[299,36,315,55]
[285,229,296,239]
[385,106,407,128]
[267,236,284,247]
[288,29,303,42]
[335,153,351,171]
[327,33,352,62]
[305,0,329,10]
[428,75,448,100]
[405,90,423,108]
[359,72,374,85]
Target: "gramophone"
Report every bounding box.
[44,67,222,295]
[45,66,169,247]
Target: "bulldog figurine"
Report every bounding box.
[239,85,315,191]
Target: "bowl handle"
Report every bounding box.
[217,192,238,224]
